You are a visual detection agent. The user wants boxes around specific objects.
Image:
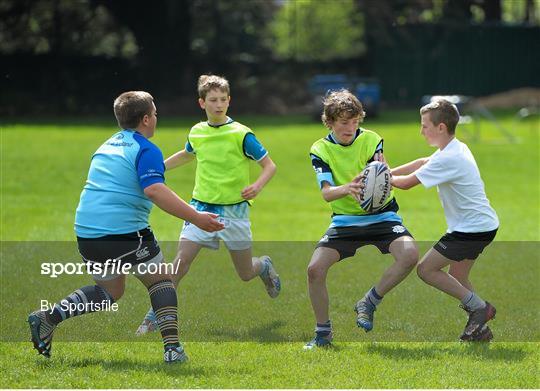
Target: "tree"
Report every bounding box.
[270,0,365,62]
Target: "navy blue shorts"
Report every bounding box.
[434,229,497,261]
[77,227,161,267]
[316,221,413,260]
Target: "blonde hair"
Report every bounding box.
[420,99,460,135]
[197,74,230,100]
[113,91,154,129]
[321,89,365,129]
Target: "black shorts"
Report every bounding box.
[77,227,161,267]
[434,229,498,261]
[316,221,413,260]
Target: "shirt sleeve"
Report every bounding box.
[137,145,165,189]
[310,153,335,188]
[243,133,268,161]
[415,153,460,188]
[185,140,195,153]
[367,140,384,163]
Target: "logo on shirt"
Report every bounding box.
[392,225,406,234]
[115,133,125,139]
[136,247,150,260]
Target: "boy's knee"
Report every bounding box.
[307,263,326,282]
[416,262,432,282]
[399,247,419,269]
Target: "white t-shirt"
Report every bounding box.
[415,138,499,233]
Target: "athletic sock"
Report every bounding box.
[258,257,268,276]
[148,280,180,349]
[315,320,332,337]
[461,291,486,311]
[48,285,114,325]
[363,287,383,307]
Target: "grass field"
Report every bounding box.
[1,110,539,388]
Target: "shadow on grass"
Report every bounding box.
[208,320,289,342]
[32,355,244,378]
[364,342,530,362]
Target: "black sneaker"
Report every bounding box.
[459,301,496,341]
[28,311,56,358]
[470,324,494,342]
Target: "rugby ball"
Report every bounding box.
[358,161,391,212]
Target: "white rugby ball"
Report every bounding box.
[358,161,391,212]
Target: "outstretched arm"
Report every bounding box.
[320,175,363,202]
[241,156,277,200]
[390,157,429,176]
[144,183,224,232]
[164,149,195,171]
[391,174,421,190]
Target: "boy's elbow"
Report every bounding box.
[144,183,163,200]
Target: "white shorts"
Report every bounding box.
[180,217,252,251]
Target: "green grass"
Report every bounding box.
[2,342,538,388]
[1,111,539,388]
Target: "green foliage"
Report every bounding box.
[270,0,365,61]
[0,0,137,57]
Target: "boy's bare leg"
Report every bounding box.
[448,258,475,291]
[229,248,262,281]
[304,247,340,348]
[374,236,418,295]
[416,248,469,300]
[170,238,204,286]
[355,236,418,332]
[307,247,340,324]
[417,249,495,340]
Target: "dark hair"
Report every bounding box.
[197,74,230,99]
[420,99,460,134]
[113,91,154,129]
[321,89,365,129]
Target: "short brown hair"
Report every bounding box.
[321,89,365,129]
[113,91,154,129]
[197,74,230,100]
[420,99,460,134]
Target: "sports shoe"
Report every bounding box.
[28,311,56,358]
[135,309,158,336]
[470,324,494,342]
[259,256,281,298]
[303,332,333,350]
[164,344,188,364]
[459,301,496,341]
[354,299,376,332]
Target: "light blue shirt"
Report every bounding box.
[75,130,165,238]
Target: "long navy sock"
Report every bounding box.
[48,285,114,325]
[148,280,180,348]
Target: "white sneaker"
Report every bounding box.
[259,256,281,298]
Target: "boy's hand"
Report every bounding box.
[347,181,364,201]
[194,212,224,232]
[241,183,262,200]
